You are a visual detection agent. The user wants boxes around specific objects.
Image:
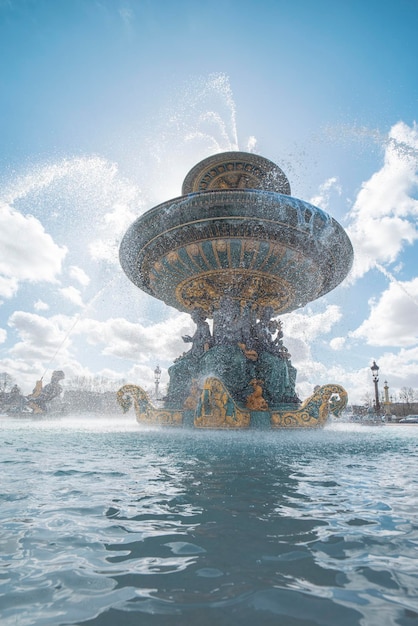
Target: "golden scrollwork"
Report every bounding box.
[116,384,183,426]
[271,384,348,428]
[176,269,294,315]
[194,377,250,429]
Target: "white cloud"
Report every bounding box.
[0,308,192,395]
[34,299,49,311]
[276,307,344,399]
[69,266,90,287]
[375,347,418,389]
[350,277,418,347]
[0,275,18,299]
[59,286,84,307]
[0,201,67,298]
[347,121,418,282]
[0,354,92,396]
[75,312,193,363]
[330,336,346,350]
[0,328,6,344]
[282,305,343,343]
[7,312,72,361]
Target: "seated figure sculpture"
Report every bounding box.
[201,296,255,402]
[27,370,65,414]
[182,308,212,356]
[246,379,268,410]
[166,308,212,407]
[0,384,26,413]
[252,307,299,405]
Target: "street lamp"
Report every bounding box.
[154,365,161,400]
[371,361,380,413]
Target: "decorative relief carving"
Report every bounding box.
[194,377,250,429]
[176,270,294,315]
[116,384,183,426]
[270,384,347,428]
[182,152,291,195]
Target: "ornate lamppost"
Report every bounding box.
[371,361,380,413]
[154,365,161,401]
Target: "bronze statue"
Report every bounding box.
[27,370,65,414]
[182,308,212,357]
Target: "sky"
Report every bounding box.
[0,0,417,406]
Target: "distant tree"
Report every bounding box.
[0,372,15,392]
[66,375,128,393]
[361,391,372,409]
[66,376,91,391]
[399,387,416,405]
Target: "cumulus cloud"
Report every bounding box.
[282,305,343,343]
[0,201,67,298]
[75,312,193,363]
[59,286,84,307]
[0,328,6,344]
[7,311,73,362]
[350,277,418,347]
[0,275,18,300]
[347,121,418,282]
[69,266,90,287]
[330,336,346,351]
[34,300,49,311]
[376,346,418,389]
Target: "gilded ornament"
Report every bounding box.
[194,378,250,429]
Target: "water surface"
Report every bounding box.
[1,416,418,625]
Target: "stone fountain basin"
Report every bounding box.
[119,189,353,315]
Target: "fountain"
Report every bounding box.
[117,151,353,428]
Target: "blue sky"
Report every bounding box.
[0,0,417,406]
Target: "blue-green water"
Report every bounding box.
[1,416,418,626]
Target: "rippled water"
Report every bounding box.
[1,415,418,626]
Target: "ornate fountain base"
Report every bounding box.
[116,378,347,429]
